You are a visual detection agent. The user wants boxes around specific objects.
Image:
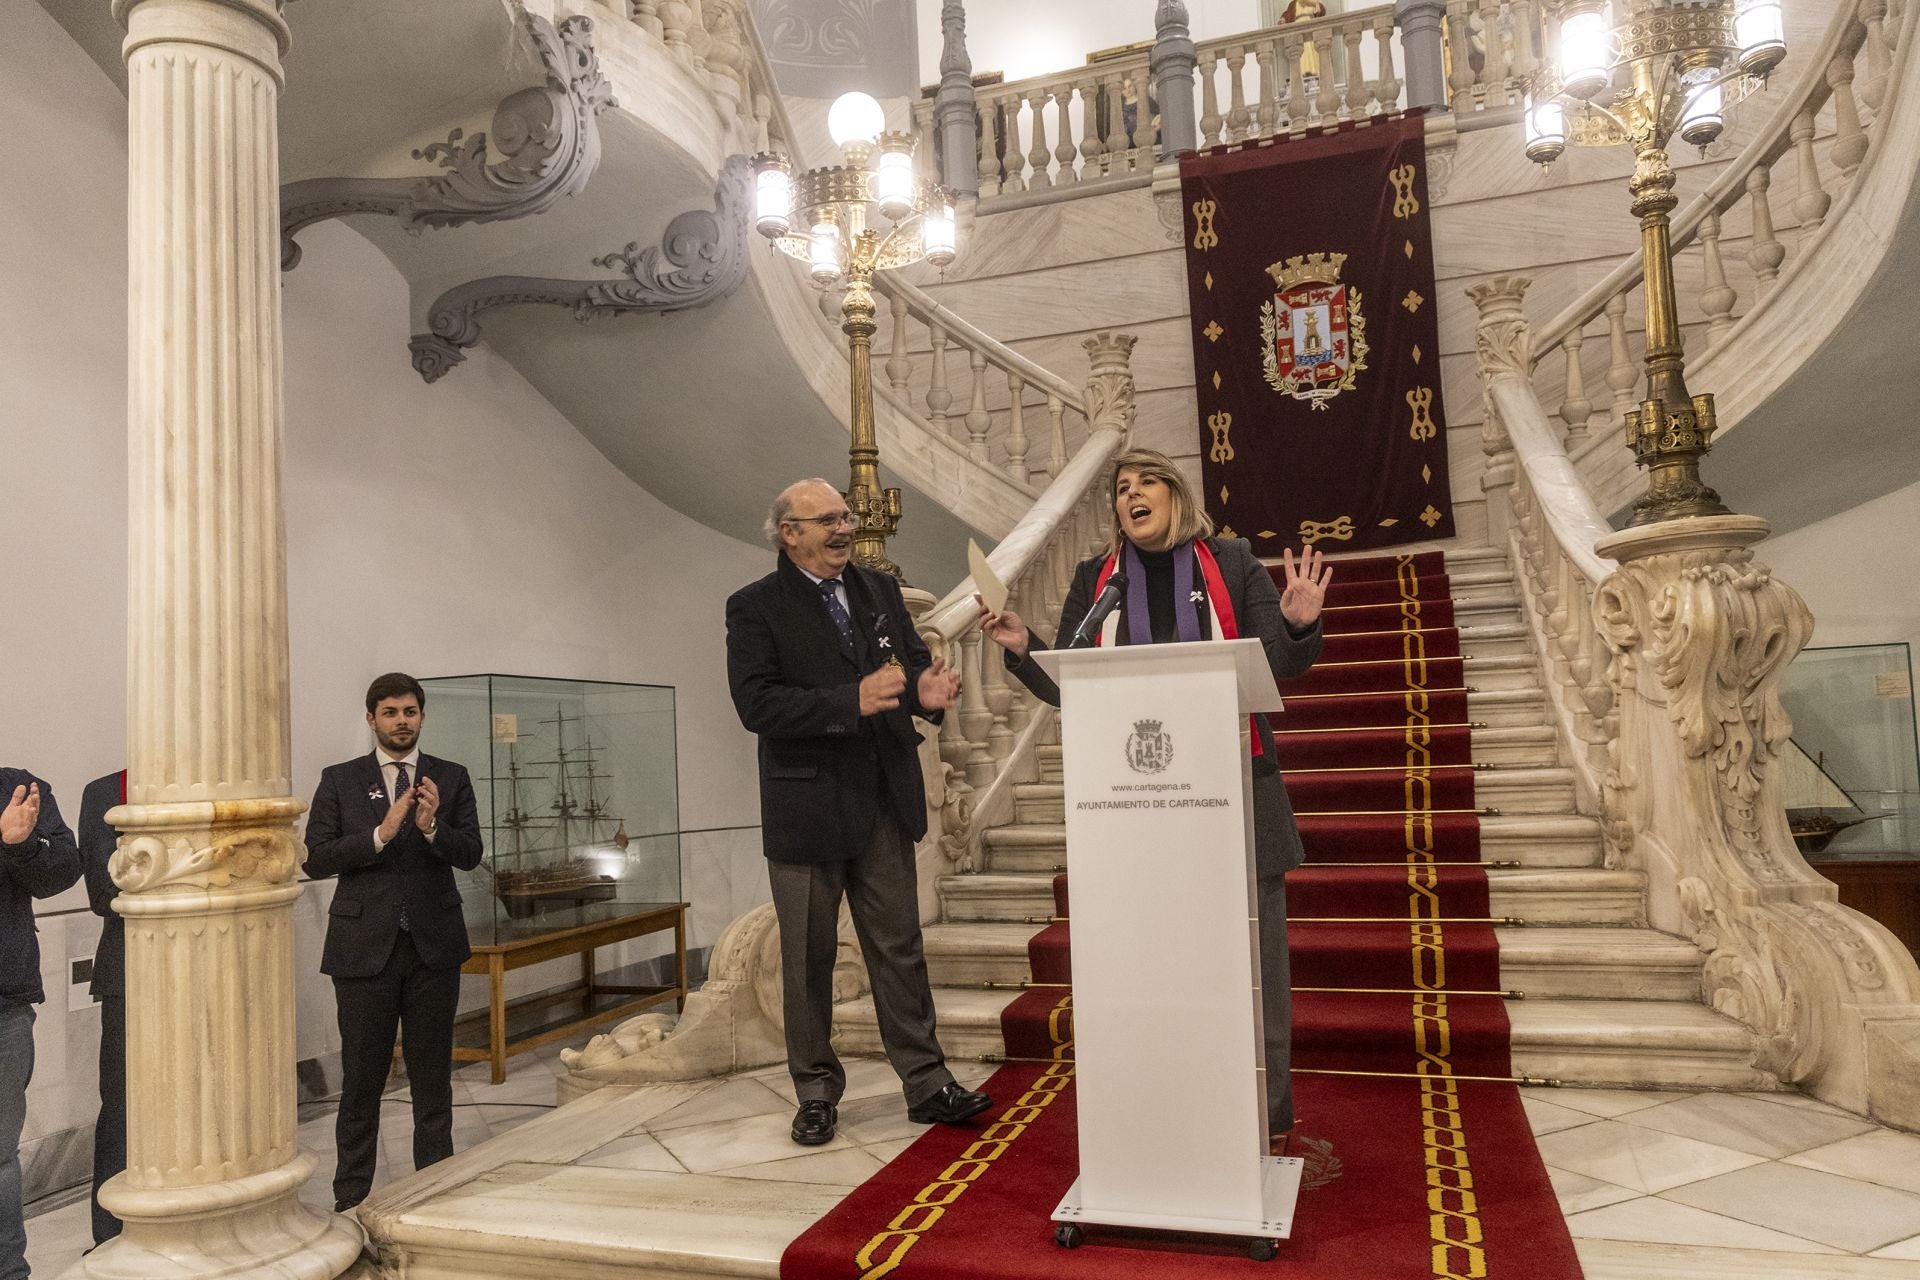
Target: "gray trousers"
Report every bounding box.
[768,816,955,1107]
[1253,768,1297,1133]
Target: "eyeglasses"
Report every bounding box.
[786,512,859,530]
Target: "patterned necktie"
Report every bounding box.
[819,578,855,649]
[392,761,411,932]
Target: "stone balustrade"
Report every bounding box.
[626,0,799,158]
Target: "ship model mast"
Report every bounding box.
[487,704,624,917]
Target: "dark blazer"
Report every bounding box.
[1005,536,1323,874]
[303,753,484,978]
[0,767,82,1005]
[727,555,943,864]
[78,771,126,1001]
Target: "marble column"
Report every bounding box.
[934,0,980,194]
[77,1,364,1276]
[1151,0,1199,157]
[1394,0,1451,112]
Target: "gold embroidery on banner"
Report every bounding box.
[1212,370,1223,391]
[1392,554,1490,1280]
[1404,240,1415,259]
[1299,516,1355,544]
[852,996,1075,1277]
[1403,289,1425,313]
[1259,530,1278,539]
[1412,344,1423,365]
[1220,485,1230,505]
[1423,464,1433,484]
[1220,524,1238,539]
[1407,386,1437,441]
[1390,164,1421,218]
[1420,505,1444,528]
[1380,518,1401,527]
[1209,410,1236,463]
[1204,319,1225,342]
[1192,198,1220,251]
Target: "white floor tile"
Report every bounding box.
[1566,1196,1841,1254]
[1870,1233,1920,1261]
[654,1110,858,1174]
[1788,1128,1920,1197]
[756,1056,901,1108]
[1535,1118,1765,1194]
[1622,1091,1878,1159]
[710,1144,886,1187]
[1661,1162,1920,1254]
[1547,1166,1641,1214]
[1543,1087,1695,1119]
[577,1132,685,1174]
[647,1076,790,1133]
[834,1092,928,1147]
[1524,1094,1604,1137]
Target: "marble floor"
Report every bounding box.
[24,1047,1920,1278]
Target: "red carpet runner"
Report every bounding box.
[783,552,1583,1279]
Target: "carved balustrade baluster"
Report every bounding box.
[1199,50,1225,146]
[1105,73,1131,174]
[1509,0,1538,86]
[978,100,1003,196]
[885,291,913,394]
[1790,110,1831,240]
[1139,71,1162,160]
[1284,35,1309,128]
[1861,0,1893,111]
[1054,86,1081,184]
[1374,15,1401,108]
[1604,292,1638,422]
[1078,78,1108,178]
[965,346,993,460]
[1004,577,1034,738]
[1477,0,1509,105]
[751,85,774,153]
[1698,209,1737,346]
[1447,1,1478,109]
[960,631,996,788]
[1028,90,1053,189]
[632,0,664,39]
[981,620,1016,767]
[658,0,696,64]
[1314,32,1339,121]
[1226,47,1252,141]
[1828,57,1868,176]
[1344,24,1370,119]
[913,97,937,165]
[1747,165,1786,291]
[1002,99,1029,193]
[1559,324,1594,444]
[939,663,972,778]
[927,322,954,431]
[1047,393,1068,479]
[1254,40,1279,139]
[684,0,713,71]
[1006,371,1031,483]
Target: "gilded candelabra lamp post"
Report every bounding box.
[753,92,959,577]
[1521,0,1786,525]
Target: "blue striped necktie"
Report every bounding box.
[819,578,855,648]
[393,761,411,932]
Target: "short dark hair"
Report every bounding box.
[365,672,426,714]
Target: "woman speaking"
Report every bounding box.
[977,447,1330,1147]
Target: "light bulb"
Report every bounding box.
[827,91,886,149]
[875,137,915,220]
[1558,4,1611,100]
[1524,96,1567,165]
[923,199,957,268]
[1735,0,1786,76]
[809,222,842,285]
[753,160,791,239]
[1679,74,1725,147]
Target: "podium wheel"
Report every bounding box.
[1248,1238,1279,1262]
[1053,1224,1084,1250]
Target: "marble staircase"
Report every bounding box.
[833,544,1772,1092]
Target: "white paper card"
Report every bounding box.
[969,539,1009,615]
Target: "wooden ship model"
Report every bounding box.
[1782,738,1888,855]
[486,707,629,919]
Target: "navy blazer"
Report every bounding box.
[303,753,484,977]
[0,768,82,1005]
[726,555,942,864]
[78,771,126,1001]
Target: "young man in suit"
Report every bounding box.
[0,770,81,1278]
[726,478,990,1147]
[77,769,127,1246]
[304,673,483,1212]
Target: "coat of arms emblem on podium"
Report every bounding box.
[1260,252,1369,409]
[1125,720,1174,774]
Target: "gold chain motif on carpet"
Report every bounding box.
[852,996,1076,1277]
[1395,554,1490,1280]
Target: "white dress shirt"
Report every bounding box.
[796,563,849,616]
[371,746,434,851]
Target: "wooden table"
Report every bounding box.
[1807,855,1920,962]
[454,902,687,1083]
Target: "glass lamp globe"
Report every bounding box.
[828,92,887,150]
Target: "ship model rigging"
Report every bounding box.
[1781,738,1888,855]
[487,706,629,918]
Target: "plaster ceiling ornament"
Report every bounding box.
[408,155,755,383]
[279,12,614,271]
[761,0,878,63]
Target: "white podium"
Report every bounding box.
[1031,638,1301,1256]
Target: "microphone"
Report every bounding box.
[1067,571,1129,650]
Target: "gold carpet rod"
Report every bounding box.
[1023,916,1525,926]
[1313,625,1477,640]
[1301,859,1519,867]
[981,981,1525,998]
[1322,598,1466,611]
[1295,807,1500,816]
[1309,655,1474,669]
[1272,722,1487,734]
[1294,1067,1563,1086]
[1280,761,1495,774]
[1278,685,1477,700]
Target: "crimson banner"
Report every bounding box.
[1181,113,1454,553]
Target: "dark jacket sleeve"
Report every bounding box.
[1230,538,1323,678]
[425,766,484,871]
[302,768,380,880]
[78,775,121,919]
[0,777,82,899]
[1002,557,1100,708]
[726,587,863,739]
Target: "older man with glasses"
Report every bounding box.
[725,478,990,1146]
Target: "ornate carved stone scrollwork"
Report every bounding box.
[280,13,613,270]
[934,762,978,872]
[409,155,755,383]
[112,821,302,894]
[1083,332,1140,437]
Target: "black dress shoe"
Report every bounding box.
[908,1082,992,1126]
[791,1098,838,1146]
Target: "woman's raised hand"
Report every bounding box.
[1278,547,1333,628]
[975,594,1029,658]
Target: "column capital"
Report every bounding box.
[115,0,290,66]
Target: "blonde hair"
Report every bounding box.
[1107,448,1215,553]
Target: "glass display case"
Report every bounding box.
[1777,643,1920,859]
[419,673,683,944]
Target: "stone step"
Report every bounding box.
[938,866,1645,926]
[914,922,1703,999]
[832,990,1763,1091]
[1324,590,1523,627]
[983,813,1607,873]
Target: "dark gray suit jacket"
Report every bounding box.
[78,771,126,1001]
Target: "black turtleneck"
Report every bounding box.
[1131,545,1212,645]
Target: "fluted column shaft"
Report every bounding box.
[86,1,362,1276]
